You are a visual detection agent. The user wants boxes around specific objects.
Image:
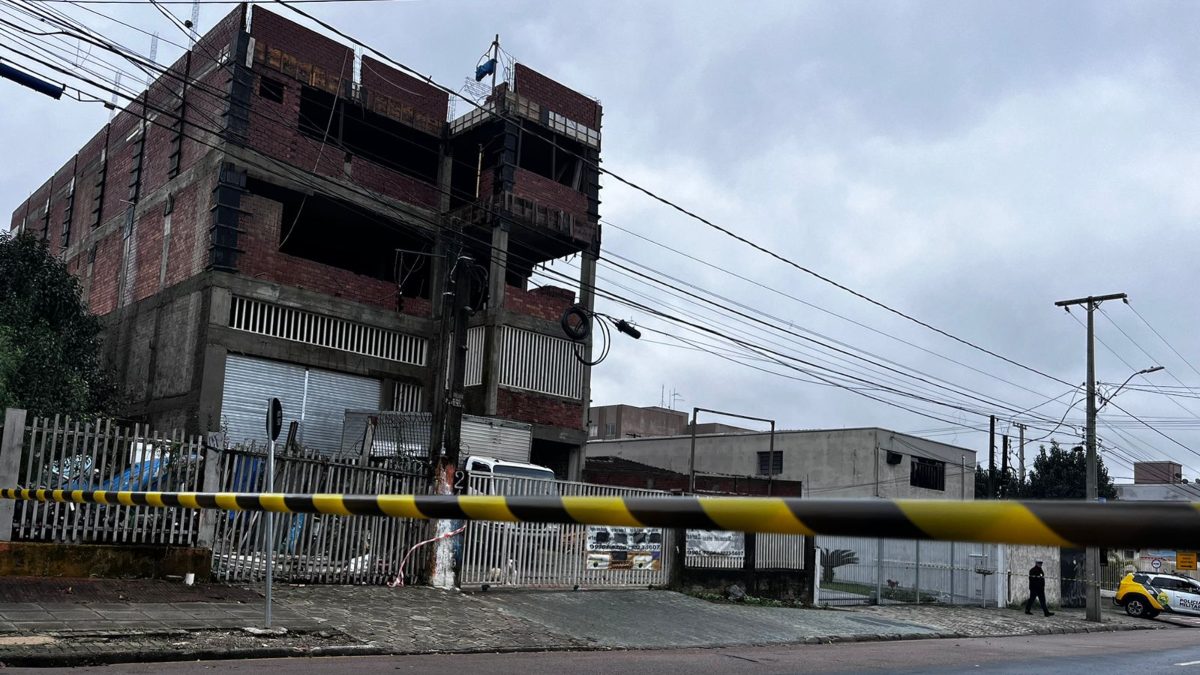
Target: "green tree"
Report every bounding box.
[1026,440,1117,500]
[974,465,1025,499]
[0,233,114,416]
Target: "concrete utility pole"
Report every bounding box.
[1018,424,1026,485]
[427,252,474,589]
[1001,434,1009,497]
[988,415,996,499]
[1054,291,1126,623]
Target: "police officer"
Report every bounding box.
[1025,559,1054,616]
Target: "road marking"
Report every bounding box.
[1174,660,1200,666]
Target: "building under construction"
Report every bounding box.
[8,5,602,478]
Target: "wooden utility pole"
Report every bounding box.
[1054,292,1126,623]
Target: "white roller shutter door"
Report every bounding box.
[460,415,532,464]
[303,368,384,453]
[220,355,307,450]
[219,355,383,454]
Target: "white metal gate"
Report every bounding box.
[460,474,673,589]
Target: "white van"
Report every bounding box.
[463,456,558,499]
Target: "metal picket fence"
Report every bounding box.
[815,536,1000,606]
[460,474,674,589]
[10,414,206,545]
[209,446,433,584]
[685,531,806,570]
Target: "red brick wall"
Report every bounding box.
[89,232,121,315]
[103,103,142,222]
[513,167,589,221]
[237,193,432,316]
[583,464,803,497]
[504,284,575,321]
[245,13,442,208]
[252,8,352,80]
[23,179,53,243]
[48,159,76,249]
[164,180,208,287]
[352,159,439,209]
[498,387,583,430]
[510,167,596,243]
[130,209,158,304]
[514,64,601,129]
[361,56,447,123]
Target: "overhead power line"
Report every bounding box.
[263,0,1076,390]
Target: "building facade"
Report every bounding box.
[586,427,975,499]
[588,404,751,440]
[8,6,602,478]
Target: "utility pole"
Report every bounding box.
[443,254,473,473]
[1001,434,1009,497]
[1018,423,1026,485]
[988,415,996,499]
[1054,291,1126,623]
[427,251,473,589]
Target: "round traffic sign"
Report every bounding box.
[1152,558,1162,570]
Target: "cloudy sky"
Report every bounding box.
[4,0,1200,483]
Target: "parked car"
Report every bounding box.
[1114,571,1200,618]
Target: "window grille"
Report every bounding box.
[910,457,946,491]
[229,295,426,366]
[757,451,782,476]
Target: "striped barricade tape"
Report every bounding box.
[1,488,1196,548]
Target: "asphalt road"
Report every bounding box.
[10,627,1199,674]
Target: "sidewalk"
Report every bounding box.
[0,579,1178,667]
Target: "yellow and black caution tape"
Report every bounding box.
[2,488,1196,548]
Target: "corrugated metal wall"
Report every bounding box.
[461,415,532,464]
[220,355,383,453]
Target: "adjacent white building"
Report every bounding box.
[586,427,976,500]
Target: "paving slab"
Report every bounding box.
[468,590,939,648]
[0,578,1181,668]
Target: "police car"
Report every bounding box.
[1114,572,1200,618]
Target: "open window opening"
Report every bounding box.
[297,85,440,185]
[258,76,285,103]
[448,121,506,209]
[517,121,584,190]
[248,177,433,299]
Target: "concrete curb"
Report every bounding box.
[0,613,1167,667]
[0,643,385,668]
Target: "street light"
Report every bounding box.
[1098,366,1164,411]
[1085,363,1163,623]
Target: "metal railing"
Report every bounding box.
[12,415,206,545]
[460,474,673,589]
[210,446,432,584]
[815,536,1001,607]
[685,531,806,570]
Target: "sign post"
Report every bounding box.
[265,398,282,628]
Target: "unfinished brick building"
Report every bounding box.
[8,6,602,478]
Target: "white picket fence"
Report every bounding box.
[209,446,433,584]
[6,413,207,546]
[460,473,674,589]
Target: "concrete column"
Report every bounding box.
[0,409,28,542]
[195,432,223,550]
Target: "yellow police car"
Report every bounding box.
[1114,572,1200,618]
